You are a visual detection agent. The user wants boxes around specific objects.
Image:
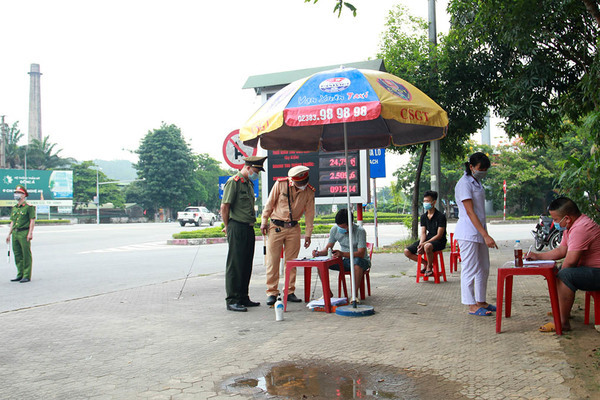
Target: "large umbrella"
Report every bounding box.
[240,67,448,313]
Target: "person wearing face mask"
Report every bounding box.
[5,185,36,283]
[220,156,267,312]
[454,152,498,316]
[403,190,447,277]
[312,209,370,296]
[527,197,600,332]
[261,165,315,306]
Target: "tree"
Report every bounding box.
[72,161,125,210]
[447,0,599,146]
[4,121,23,169]
[556,113,600,222]
[304,0,356,17]
[190,153,230,211]
[134,123,196,220]
[378,5,491,237]
[25,136,74,170]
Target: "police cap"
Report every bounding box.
[244,156,267,172]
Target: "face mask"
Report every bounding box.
[337,226,347,234]
[423,202,433,210]
[554,216,567,232]
[472,170,487,181]
[14,194,23,201]
[248,171,259,181]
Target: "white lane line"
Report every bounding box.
[78,241,177,254]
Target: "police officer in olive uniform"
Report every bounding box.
[220,156,267,312]
[6,185,36,283]
[261,165,315,305]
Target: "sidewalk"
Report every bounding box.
[0,239,594,399]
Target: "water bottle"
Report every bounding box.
[514,240,523,267]
[274,297,284,321]
[327,247,332,258]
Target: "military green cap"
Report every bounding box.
[15,185,28,197]
[244,156,267,172]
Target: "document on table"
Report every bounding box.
[512,260,556,266]
[293,256,329,261]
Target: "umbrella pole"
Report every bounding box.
[335,123,374,317]
[343,122,357,308]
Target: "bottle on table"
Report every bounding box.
[327,247,332,258]
[514,240,523,267]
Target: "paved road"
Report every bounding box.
[0,221,535,313]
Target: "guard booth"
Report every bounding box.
[242,60,386,208]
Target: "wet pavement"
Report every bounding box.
[0,237,596,399]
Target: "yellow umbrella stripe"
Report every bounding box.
[239,76,310,141]
[361,70,449,128]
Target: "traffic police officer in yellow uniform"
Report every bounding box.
[261,165,315,305]
[220,156,266,312]
[6,185,36,283]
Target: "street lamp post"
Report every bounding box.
[96,167,100,225]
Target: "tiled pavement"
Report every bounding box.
[0,239,594,399]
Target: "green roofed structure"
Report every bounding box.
[242,59,386,99]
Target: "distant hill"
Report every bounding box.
[94,160,137,182]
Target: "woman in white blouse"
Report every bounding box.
[454,152,498,316]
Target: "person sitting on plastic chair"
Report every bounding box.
[403,190,447,277]
[312,208,370,296]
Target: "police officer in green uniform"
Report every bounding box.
[220,156,267,312]
[5,185,36,283]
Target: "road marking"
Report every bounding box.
[78,241,178,254]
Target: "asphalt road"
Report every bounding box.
[0,220,535,313]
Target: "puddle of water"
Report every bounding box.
[223,360,465,399]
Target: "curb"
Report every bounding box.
[167,234,330,246]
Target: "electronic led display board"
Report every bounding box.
[264,150,369,205]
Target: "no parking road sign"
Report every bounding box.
[222,129,257,169]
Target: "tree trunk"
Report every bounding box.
[411,143,429,239]
[582,0,600,26]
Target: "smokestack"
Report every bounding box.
[28,63,42,144]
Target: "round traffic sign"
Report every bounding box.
[222,129,257,169]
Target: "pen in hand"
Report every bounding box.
[525,245,533,260]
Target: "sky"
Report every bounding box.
[0,0,454,186]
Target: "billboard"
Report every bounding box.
[0,169,73,207]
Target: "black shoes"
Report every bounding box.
[287,293,302,303]
[266,295,277,306]
[242,299,260,307]
[10,277,23,282]
[226,303,247,312]
[19,278,30,283]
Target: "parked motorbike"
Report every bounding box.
[531,214,563,251]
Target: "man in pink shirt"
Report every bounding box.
[528,197,600,331]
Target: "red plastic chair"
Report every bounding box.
[416,250,447,284]
[584,291,600,325]
[337,243,373,300]
[449,233,461,273]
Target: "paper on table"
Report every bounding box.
[293,256,330,261]
[509,259,556,267]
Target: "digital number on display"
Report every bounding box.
[319,184,358,194]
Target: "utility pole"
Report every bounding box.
[428,0,441,195]
[0,115,6,168]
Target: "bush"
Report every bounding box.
[0,219,70,225]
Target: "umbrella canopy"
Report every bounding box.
[239,67,448,151]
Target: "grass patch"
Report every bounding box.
[0,219,70,225]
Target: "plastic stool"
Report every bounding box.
[584,291,600,325]
[449,233,461,273]
[416,251,446,284]
[337,243,374,300]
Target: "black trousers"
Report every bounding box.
[225,220,255,305]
